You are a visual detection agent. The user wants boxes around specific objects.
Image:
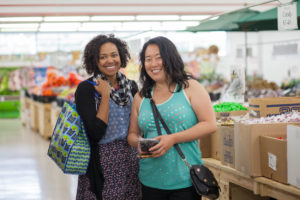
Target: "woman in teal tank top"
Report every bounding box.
[128,36,217,200]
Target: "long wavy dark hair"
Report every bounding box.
[139,36,191,98]
[82,34,130,75]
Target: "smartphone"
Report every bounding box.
[138,138,160,155]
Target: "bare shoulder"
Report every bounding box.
[185,79,206,94]
[132,92,143,112]
[133,92,143,102]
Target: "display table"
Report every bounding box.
[202,158,300,200]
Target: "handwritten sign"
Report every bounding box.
[278,2,298,30]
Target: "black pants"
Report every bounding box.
[142,184,201,200]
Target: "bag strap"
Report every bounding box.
[86,80,100,97]
[150,98,190,166]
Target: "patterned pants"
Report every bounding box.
[76,140,142,200]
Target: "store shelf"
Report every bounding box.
[0,95,20,101]
[203,158,300,200]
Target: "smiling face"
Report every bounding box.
[144,44,166,83]
[98,42,121,79]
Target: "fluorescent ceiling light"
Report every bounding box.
[39,27,78,32]
[119,22,161,31]
[153,22,195,31]
[91,16,135,21]
[1,28,38,32]
[180,15,211,20]
[39,23,80,32]
[136,15,179,21]
[0,23,39,28]
[44,16,90,22]
[0,17,43,22]
[40,23,80,27]
[79,22,121,31]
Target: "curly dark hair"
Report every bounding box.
[139,36,191,98]
[82,34,131,75]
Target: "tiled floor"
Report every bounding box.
[0,119,77,200]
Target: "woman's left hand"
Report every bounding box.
[149,135,175,158]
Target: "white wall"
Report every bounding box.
[227,30,300,85]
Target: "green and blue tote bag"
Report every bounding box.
[47,101,90,175]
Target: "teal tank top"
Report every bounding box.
[138,86,204,190]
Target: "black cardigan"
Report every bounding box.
[75,77,138,199]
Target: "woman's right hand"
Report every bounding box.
[94,78,111,98]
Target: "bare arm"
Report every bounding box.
[150,79,217,157]
[127,93,142,148]
[171,79,217,143]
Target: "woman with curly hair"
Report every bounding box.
[75,34,141,200]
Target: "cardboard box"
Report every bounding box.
[199,134,211,158]
[20,97,31,126]
[260,135,287,184]
[199,124,221,160]
[221,125,235,168]
[287,125,300,188]
[235,122,299,177]
[215,110,247,119]
[50,104,61,133]
[37,103,52,138]
[248,97,300,118]
[29,99,39,132]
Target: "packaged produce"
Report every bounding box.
[213,102,247,112]
[138,138,160,155]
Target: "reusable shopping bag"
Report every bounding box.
[47,101,90,175]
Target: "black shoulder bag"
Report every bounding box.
[149,98,220,200]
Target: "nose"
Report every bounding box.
[150,59,158,67]
[107,56,114,64]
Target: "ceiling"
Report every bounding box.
[0,0,293,32]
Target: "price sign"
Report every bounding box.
[278,2,298,30]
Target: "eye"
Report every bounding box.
[111,53,118,58]
[99,56,106,60]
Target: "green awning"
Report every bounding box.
[185,9,259,32]
[237,1,300,31]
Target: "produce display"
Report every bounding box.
[213,102,247,112]
[40,67,82,96]
[281,79,300,97]
[198,73,225,102]
[240,111,300,124]
[0,68,20,95]
[245,78,282,101]
[0,68,22,118]
[56,87,77,106]
[25,66,83,105]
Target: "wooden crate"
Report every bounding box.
[29,99,39,132]
[20,96,31,126]
[50,104,61,134]
[37,102,52,139]
[202,158,300,200]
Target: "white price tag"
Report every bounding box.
[268,152,277,171]
[278,2,298,30]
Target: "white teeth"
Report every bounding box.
[107,66,115,69]
[152,69,161,73]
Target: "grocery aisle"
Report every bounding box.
[0,119,77,200]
